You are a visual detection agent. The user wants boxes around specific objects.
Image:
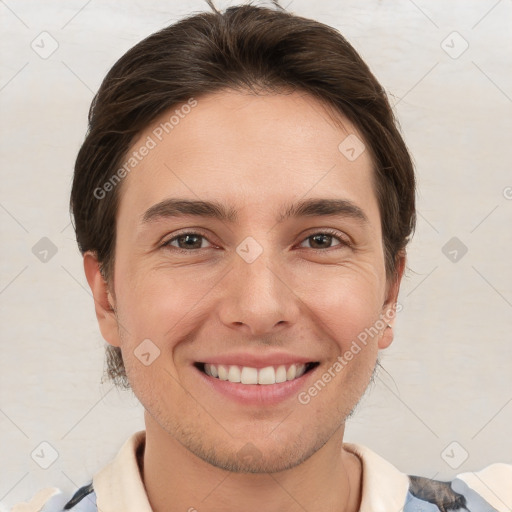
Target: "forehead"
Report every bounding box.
[116,89,379,227]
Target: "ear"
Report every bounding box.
[378,251,406,350]
[83,251,121,348]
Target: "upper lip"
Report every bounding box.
[196,352,318,369]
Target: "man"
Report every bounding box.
[13,2,511,511]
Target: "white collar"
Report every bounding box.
[343,442,410,512]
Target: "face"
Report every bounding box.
[85,89,403,473]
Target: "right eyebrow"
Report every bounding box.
[142,198,238,224]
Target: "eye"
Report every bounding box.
[162,232,213,252]
[161,229,350,253]
[298,229,350,251]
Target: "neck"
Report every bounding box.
[141,412,362,512]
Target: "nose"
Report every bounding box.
[216,247,300,337]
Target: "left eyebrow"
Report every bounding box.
[141,197,370,226]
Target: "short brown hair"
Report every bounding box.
[71,1,416,389]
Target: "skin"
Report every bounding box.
[84,89,405,512]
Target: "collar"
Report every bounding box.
[93,431,410,512]
[93,430,152,512]
[343,443,410,512]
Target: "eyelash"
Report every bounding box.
[161,228,351,254]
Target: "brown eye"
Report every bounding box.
[298,230,348,250]
[163,232,212,251]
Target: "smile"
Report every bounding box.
[193,361,320,406]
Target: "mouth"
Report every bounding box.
[193,361,320,385]
[193,360,322,406]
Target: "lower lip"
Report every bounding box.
[194,364,319,406]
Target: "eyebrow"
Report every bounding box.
[141,197,369,226]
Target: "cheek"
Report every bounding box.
[115,261,179,325]
[113,264,210,361]
[302,274,383,404]
[292,264,385,342]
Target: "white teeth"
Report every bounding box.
[275,365,287,383]
[258,366,276,385]
[228,365,241,383]
[203,363,308,384]
[218,365,228,380]
[241,366,258,384]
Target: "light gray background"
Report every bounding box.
[1,0,511,509]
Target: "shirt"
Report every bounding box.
[12,430,512,512]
